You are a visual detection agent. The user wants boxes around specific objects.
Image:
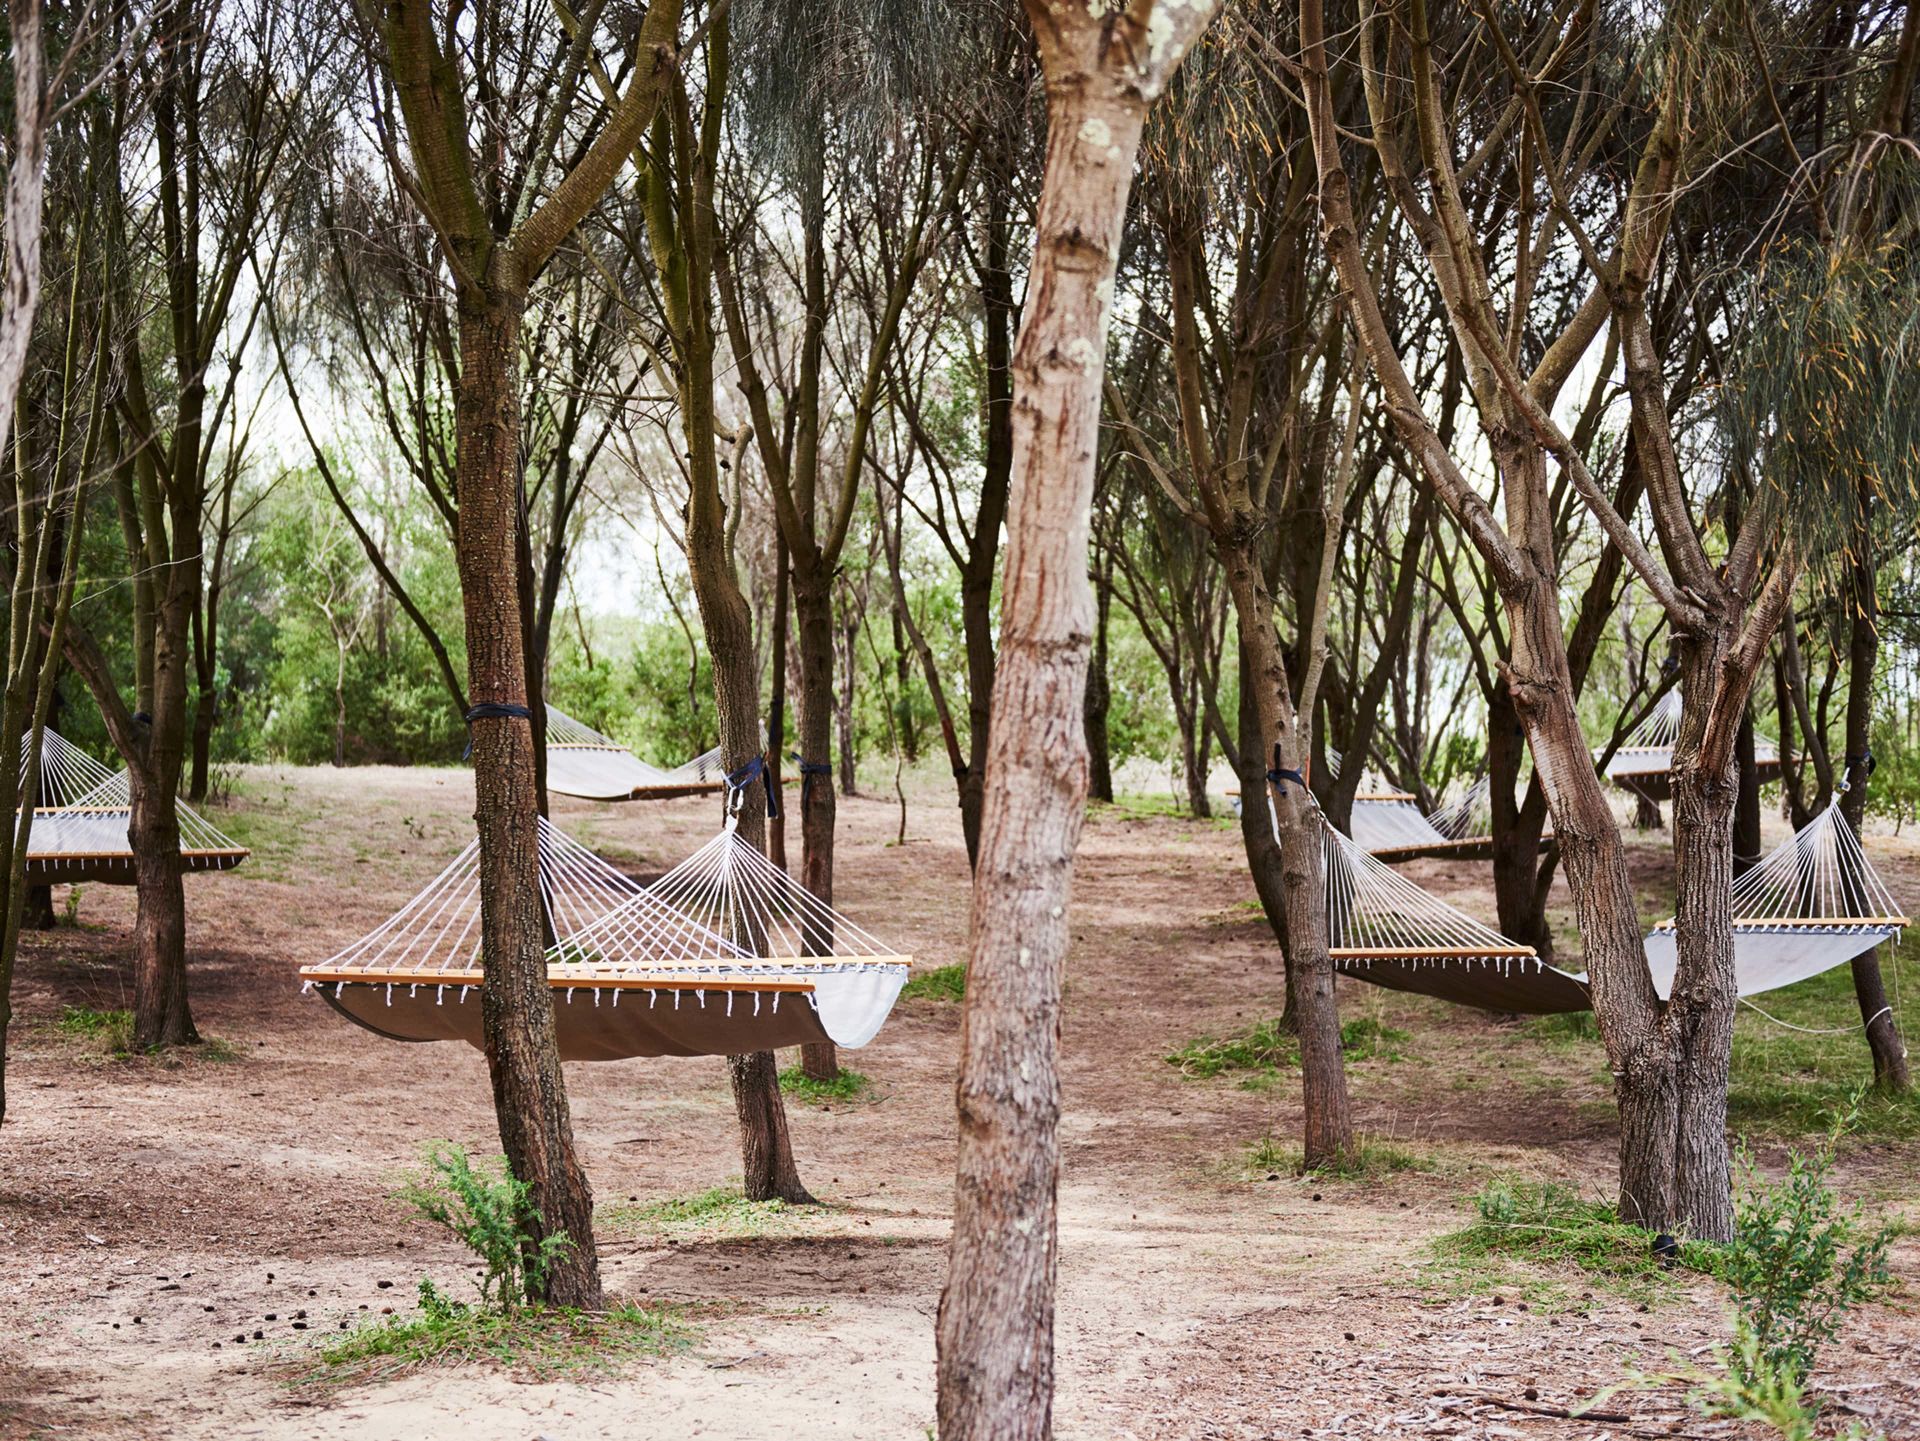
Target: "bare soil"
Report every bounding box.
[2,765,1915,1439]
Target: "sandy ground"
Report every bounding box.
[1,764,1916,1440]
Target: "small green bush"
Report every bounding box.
[1171,1015,1410,1080]
[1717,1114,1896,1390]
[396,1144,572,1310]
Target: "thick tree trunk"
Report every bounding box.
[936,11,1214,1421]
[453,285,601,1309]
[1840,561,1911,1089]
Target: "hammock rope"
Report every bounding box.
[1603,690,1781,796]
[1325,825,1541,965]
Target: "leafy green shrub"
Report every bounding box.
[396,1144,572,1310]
[1716,1117,1895,1390]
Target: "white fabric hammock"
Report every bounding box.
[300,815,908,1061]
[1603,690,1781,800]
[17,727,249,881]
[541,706,723,802]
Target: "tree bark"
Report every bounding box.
[1840,556,1911,1089]
[454,284,601,1308]
[937,11,1214,1430]
[1084,549,1114,803]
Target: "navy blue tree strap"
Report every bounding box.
[1848,749,1876,778]
[727,753,780,820]
[463,702,533,759]
[1266,766,1306,794]
[790,752,833,806]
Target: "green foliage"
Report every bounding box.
[777,1065,873,1104]
[314,1278,692,1382]
[53,1005,133,1054]
[1716,1113,1896,1389]
[395,1145,572,1310]
[901,963,965,1001]
[1169,1015,1410,1081]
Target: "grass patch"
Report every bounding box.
[778,1065,873,1104]
[1727,964,1920,1142]
[1429,1177,1717,1308]
[312,1281,694,1384]
[1246,1132,1429,1180]
[53,1006,133,1055]
[602,1185,822,1239]
[1522,1010,1599,1044]
[901,963,965,1002]
[1170,1015,1411,1083]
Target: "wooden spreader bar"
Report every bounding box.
[1649,915,1910,932]
[1332,945,1539,961]
[303,967,818,994]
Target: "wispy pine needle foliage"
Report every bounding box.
[1720,245,1920,597]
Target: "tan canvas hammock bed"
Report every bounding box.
[20,728,249,885]
[1602,690,1782,803]
[1328,795,1902,1014]
[300,809,909,1062]
[542,707,724,802]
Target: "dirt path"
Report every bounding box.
[2,766,1915,1439]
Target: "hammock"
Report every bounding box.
[1326,824,1591,1013]
[1642,798,1907,1000]
[1331,799,1903,1014]
[300,816,909,1062]
[1603,690,1781,801]
[18,728,250,884]
[541,707,724,802]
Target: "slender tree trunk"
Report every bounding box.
[130,583,197,1051]
[24,886,54,931]
[938,7,1217,1424]
[676,312,814,1206]
[1217,539,1352,1164]
[792,559,840,1082]
[1235,636,1295,1023]
[1487,683,1554,957]
[187,692,214,802]
[1733,712,1761,876]
[454,284,601,1308]
[768,530,790,872]
[1840,557,1911,1089]
[1084,557,1114,803]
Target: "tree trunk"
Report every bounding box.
[454,284,601,1309]
[936,9,1216,1423]
[1217,539,1352,1163]
[1487,683,1554,958]
[1235,637,1295,1022]
[1733,712,1761,877]
[1084,553,1114,803]
[1633,791,1664,830]
[24,885,54,931]
[1839,555,1911,1089]
[792,560,841,1083]
[128,760,194,1050]
[675,297,814,1206]
[768,530,790,872]
[187,691,214,802]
